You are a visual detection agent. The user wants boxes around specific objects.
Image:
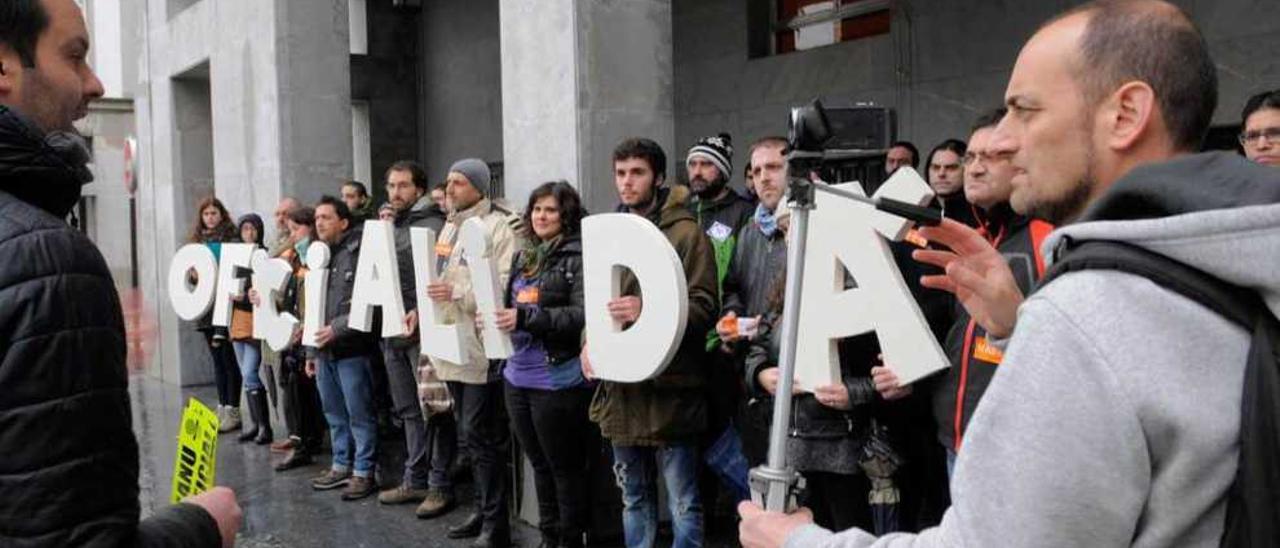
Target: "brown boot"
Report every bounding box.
[310,468,351,490]
[378,484,430,505]
[415,488,457,519]
[342,475,377,501]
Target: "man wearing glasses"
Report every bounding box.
[1240,89,1280,167]
[871,107,1055,480]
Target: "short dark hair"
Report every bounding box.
[342,180,368,198]
[970,108,1008,134]
[316,195,352,222]
[523,180,586,238]
[1242,89,1280,125]
[747,136,788,163]
[613,138,667,182]
[0,1,49,68]
[927,139,967,166]
[386,160,429,191]
[1056,0,1217,151]
[287,205,315,228]
[889,140,920,169]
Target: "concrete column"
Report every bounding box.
[500,0,674,214]
[135,0,353,387]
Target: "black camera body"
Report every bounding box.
[787,99,897,193]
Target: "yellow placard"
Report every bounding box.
[170,398,220,503]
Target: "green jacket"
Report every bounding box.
[589,185,720,446]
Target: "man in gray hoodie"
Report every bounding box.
[738,1,1280,547]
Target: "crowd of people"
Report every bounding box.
[1,0,1278,547]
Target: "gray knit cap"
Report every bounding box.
[449,158,491,197]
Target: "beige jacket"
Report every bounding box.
[428,198,523,384]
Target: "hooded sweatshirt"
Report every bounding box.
[785,152,1280,547]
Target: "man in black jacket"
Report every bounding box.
[375,160,458,518]
[306,196,380,500]
[0,0,240,546]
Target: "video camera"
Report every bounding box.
[787,99,898,194]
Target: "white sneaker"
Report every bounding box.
[219,406,242,433]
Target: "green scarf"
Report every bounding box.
[518,234,562,278]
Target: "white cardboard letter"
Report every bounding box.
[410,227,466,363]
[211,243,254,327]
[302,242,331,348]
[167,244,218,321]
[251,249,299,351]
[348,220,409,337]
[459,217,513,359]
[794,170,948,389]
[582,214,688,383]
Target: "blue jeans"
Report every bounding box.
[233,341,263,391]
[315,354,377,477]
[611,444,703,548]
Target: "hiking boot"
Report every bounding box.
[414,488,456,519]
[378,484,430,505]
[218,406,242,433]
[311,468,351,490]
[342,475,377,501]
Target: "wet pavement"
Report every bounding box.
[130,374,540,547]
[130,374,743,547]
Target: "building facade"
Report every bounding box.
[114,0,1278,387]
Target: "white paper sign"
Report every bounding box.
[301,241,331,348]
[167,243,218,321]
[411,227,466,364]
[582,214,689,383]
[348,220,409,338]
[793,171,948,390]
[460,217,513,359]
[250,249,298,351]
[211,243,254,327]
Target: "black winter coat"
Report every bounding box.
[745,311,880,440]
[393,195,447,313]
[503,235,584,365]
[311,227,377,361]
[0,105,220,546]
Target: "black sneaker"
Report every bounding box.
[311,468,351,490]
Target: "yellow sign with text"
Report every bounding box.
[170,398,220,503]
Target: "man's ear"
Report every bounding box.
[0,47,15,95]
[1105,81,1158,152]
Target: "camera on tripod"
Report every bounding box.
[787,99,898,194]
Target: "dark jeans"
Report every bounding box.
[425,410,457,490]
[203,330,241,407]
[383,341,431,489]
[448,380,510,533]
[278,348,325,449]
[799,470,872,533]
[506,382,594,543]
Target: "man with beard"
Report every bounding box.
[686,133,755,279]
[0,0,240,545]
[586,137,719,548]
[740,1,1280,546]
[374,160,457,518]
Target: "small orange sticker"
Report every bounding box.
[905,229,929,248]
[516,286,540,304]
[972,336,1004,364]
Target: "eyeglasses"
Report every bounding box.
[1238,127,1280,147]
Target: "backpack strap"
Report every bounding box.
[1042,238,1280,548]
[1040,238,1258,329]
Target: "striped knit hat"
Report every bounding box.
[686,133,733,180]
